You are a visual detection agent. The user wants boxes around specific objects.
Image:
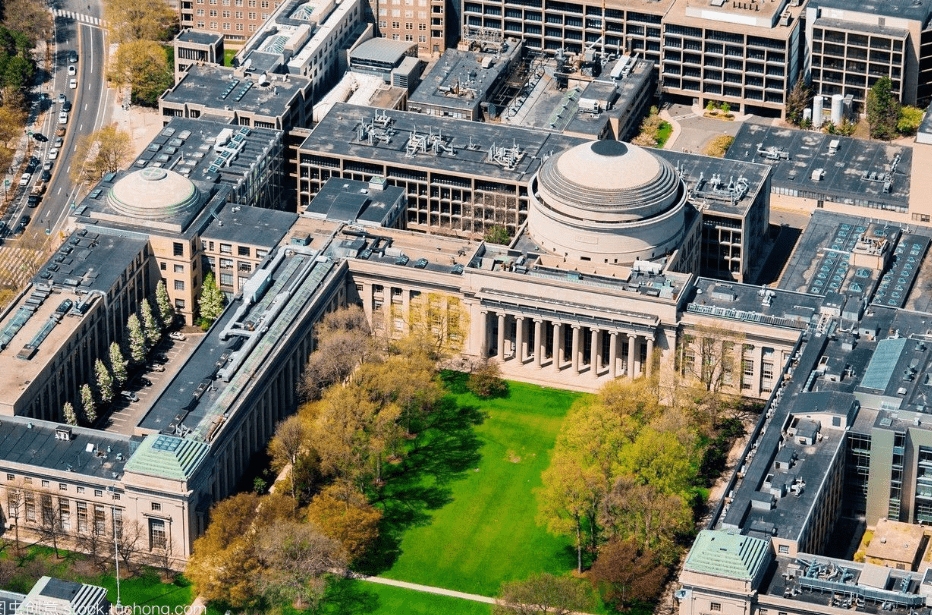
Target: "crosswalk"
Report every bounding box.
[53,9,103,26]
[0,243,49,290]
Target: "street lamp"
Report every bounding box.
[107,486,123,613]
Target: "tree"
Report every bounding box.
[785,77,811,126]
[306,483,381,562]
[484,225,511,245]
[186,493,262,607]
[898,105,925,136]
[35,492,67,559]
[468,359,508,398]
[867,76,900,140]
[254,521,348,610]
[589,538,667,609]
[95,359,114,404]
[70,125,133,185]
[400,292,468,363]
[141,298,161,347]
[109,342,128,386]
[599,476,692,564]
[301,305,378,400]
[680,323,744,397]
[156,279,173,326]
[268,415,310,500]
[198,272,225,325]
[126,313,147,364]
[80,384,97,425]
[5,487,22,554]
[104,0,176,44]
[493,573,596,615]
[109,40,173,107]
[1,0,52,45]
[312,381,379,488]
[116,520,145,574]
[538,448,605,573]
[62,402,77,427]
[0,102,26,171]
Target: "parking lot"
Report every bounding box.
[103,332,202,435]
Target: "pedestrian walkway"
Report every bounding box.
[53,10,103,26]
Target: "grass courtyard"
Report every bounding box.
[359,374,587,597]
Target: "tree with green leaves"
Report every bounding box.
[104,0,176,44]
[94,359,114,404]
[141,298,161,347]
[109,342,128,386]
[109,40,173,107]
[62,402,77,426]
[198,272,225,325]
[156,279,173,326]
[127,313,147,364]
[69,124,133,186]
[898,105,925,136]
[867,76,900,140]
[785,77,811,126]
[81,384,97,425]
[493,573,596,615]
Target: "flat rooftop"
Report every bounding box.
[0,415,133,481]
[201,202,297,248]
[657,149,771,217]
[161,64,308,119]
[304,177,405,226]
[299,102,587,184]
[176,30,222,45]
[408,43,521,113]
[137,241,341,451]
[810,0,932,23]
[684,278,823,332]
[666,0,804,34]
[130,118,282,191]
[726,123,912,212]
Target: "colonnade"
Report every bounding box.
[478,311,654,379]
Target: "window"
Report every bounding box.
[5,474,12,481]
[59,483,67,491]
[76,486,85,494]
[238,262,251,272]
[41,495,54,525]
[41,480,49,488]
[24,493,35,522]
[237,246,250,257]
[174,264,184,273]
[77,502,88,532]
[59,498,70,530]
[175,299,186,309]
[23,477,32,485]
[149,519,167,550]
[219,258,233,269]
[256,249,268,259]
[114,508,122,538]
[152,502,162,512]
[174,280,185,291]
[778,545,789,554]
[94,505,106,535]
[220,273,234,286]
[711,604,721,612]
[94,489,103,498]
[173,242,184,257]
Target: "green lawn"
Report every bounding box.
[364,375,586,597]
[224,49,237,66]
[320,579,492,615]
[91,570,195,611]
[656,121,673,148]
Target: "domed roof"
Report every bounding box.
[536,140,681,221]
[108,167,201,220]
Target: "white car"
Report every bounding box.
[169,331,186,341]
[67,65,76,76]
[57,112,67,124]
[69,78,77,89]
[19,173,31,187]
[47,148,59,161]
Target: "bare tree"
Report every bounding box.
[117,519,145,574]
[301,305,378,400]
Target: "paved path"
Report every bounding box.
[352,574,497,604]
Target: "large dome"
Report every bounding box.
[108,167,201,220]
[536,140,681,222]
[527,140,687,265]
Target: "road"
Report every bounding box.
[3,0,110,245]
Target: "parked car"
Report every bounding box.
[53,136,63,147]
[69,78,77,89]
[57,112,67,124]
[48,148,59,160]
[55,127,65,138]
[18,173,31,186]
[69,50,78,63]
[33,133,47,142]
[169,331,186,341]
[57,93,65,104]
[120,390,139,402]
[40,170,51,182]
[27,195,40,208]
[152,354,169,364]
[149,363,165,372]
[62,100,72,112]
[139,377,152,387]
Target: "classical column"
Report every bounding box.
[478,311,490,358]
[645,335,655,377]
[515,316,525,363]
[571,325,581,373]
[533,319,543,369]
[627,334,636,378]
[552,322,563,372]
[609,332,618,378]
[497,313,506,359]
[590,328,600,378]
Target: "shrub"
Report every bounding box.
[467,359,508,398]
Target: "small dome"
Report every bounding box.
[108,167,201,220]
[537,140,680,221]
